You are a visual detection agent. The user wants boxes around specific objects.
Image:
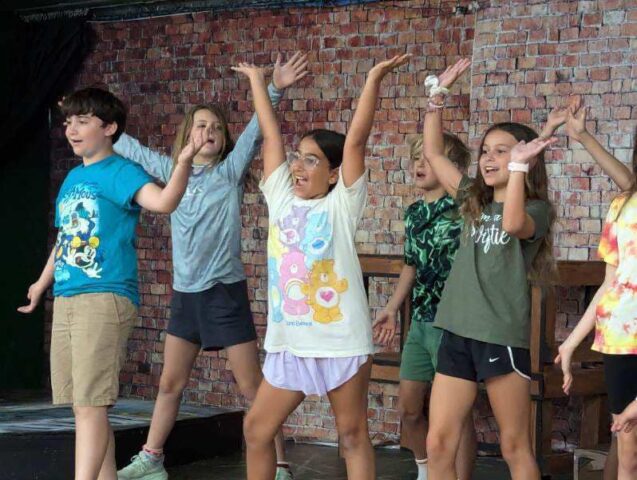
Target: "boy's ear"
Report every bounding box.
[103,121,118,138]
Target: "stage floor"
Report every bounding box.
[166,442,577,480]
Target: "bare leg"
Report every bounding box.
[327,358,375,480]
[74,406,112,480]
[485,372,540,480]
[226,340,288,464]
[616,421,637,480]
[244,381,305,480]
[426,373,477,480]
[398,379,428,460]
[455,413,477,480]
[145,334,200,450]
[603,435,618,480]
[97,427,116,480]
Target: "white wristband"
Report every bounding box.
[508,162,529,173]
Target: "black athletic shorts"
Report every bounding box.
[436,330,531,382]
[168,280,256,351]
[603,354,637,414]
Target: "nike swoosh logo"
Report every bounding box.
[489,357,499,363]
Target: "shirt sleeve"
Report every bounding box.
[525,200,550,242]
[332,169,368,228]
[113,133,172,184]
[218,83,284,185]
[111,160,154,209]
[259,161,294,220]
[404,207,416,266]
[598,197,621,266]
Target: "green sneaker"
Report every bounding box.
[275,466,294,480]
[117,453,168,480]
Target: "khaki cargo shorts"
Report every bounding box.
[51,293,137,407]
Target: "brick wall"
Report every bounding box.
[47,0,637,450]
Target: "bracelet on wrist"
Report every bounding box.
[508,162,529,173]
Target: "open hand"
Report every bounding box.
[510,136,558,167]
[231,62,267,83]
[177,127,206,166]
[566,104,588,144]
[544,95,581,134]
[372,308,398,346]
[368,53,411,81]
[554,343,575,395]
[273,51,309,90]
[437,58,472,90]
[611,400,637,434]
[17,281,47,314]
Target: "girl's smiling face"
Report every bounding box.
[479,129,519,188]
[289,136,339,200]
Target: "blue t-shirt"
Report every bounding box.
[53,154,152,305]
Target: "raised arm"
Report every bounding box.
[554,262,616,394]
[18,247,55,314]
[422,59,471,197]
[113,133,172,183]
[232,63,284,182]
[566,105,634,191]
[502,136,557,238]
[223,52,308,184]
[134,129,203,213]
[342,54,410,187]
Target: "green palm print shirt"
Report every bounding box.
[404,195,463,323]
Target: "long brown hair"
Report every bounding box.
[461,122,556,282]
[171,104,235,168]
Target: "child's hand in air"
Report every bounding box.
[565,102,589,144]
[177,128,206,166]
[553,342,575,395]
[368,53,412,82]
[273,51,309,90]
[372,308,398,346]
[510,136,558,169]
[437,58,472,90]
[17,281,48,314]
[231,62,267,84]
[544,95,581,135]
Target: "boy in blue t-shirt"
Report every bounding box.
[18,87,201,479]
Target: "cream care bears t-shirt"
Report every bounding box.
[260,162,373,358]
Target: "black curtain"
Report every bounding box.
[0,13,90,390]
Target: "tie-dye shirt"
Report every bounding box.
[260,162,372,357]
[594,193,637,354]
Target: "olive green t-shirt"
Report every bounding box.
[434,176,550,349]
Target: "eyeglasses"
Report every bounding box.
[286,151,322,169]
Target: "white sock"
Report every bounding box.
[415,458,428,480]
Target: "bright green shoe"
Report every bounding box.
[275,466,294,480]
[117,453,168,480]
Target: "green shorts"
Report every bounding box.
[399,321,443,382]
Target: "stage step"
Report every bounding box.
[0,397,243,480]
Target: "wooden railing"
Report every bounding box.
[360,254,608,474]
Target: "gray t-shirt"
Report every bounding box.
[434,176,550,349]
[114,83,283,292]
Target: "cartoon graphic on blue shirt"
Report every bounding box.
[55,182,103,281]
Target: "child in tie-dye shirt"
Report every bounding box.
[555,100,637,478]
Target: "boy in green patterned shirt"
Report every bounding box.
[373,133,475,480]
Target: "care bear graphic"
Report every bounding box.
[279,250,310,316]
[268,257,284,323]
[278,206,310,249]
[300,211,332,267]
[302,259,348,324]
